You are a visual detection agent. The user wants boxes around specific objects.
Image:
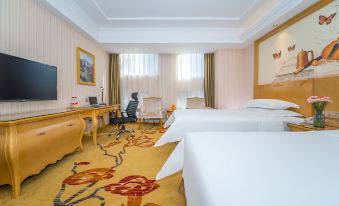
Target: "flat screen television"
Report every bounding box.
[0,52,57,101]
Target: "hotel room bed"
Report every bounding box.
[182,131,339,206]
[156,108,304,147]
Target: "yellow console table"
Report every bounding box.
[0,109,86,198]
[72,105,120,145]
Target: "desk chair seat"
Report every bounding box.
[109,92,139,139]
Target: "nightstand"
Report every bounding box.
[288,123,339,132]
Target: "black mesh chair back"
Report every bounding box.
[109,92,139,139]
[125,92,139,120]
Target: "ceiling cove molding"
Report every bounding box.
[91,0,258,22]
[237,0,261,22]
[98,28,243,44]
[42,0,100,40]
[101,17,241,21]
[40,0,321,51]
[240,0,312,42]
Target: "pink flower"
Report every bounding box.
[307,96,332,104]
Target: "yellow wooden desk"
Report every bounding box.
[71,105,119,145]
[0,109,85,198]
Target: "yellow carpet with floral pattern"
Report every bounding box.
[0,124,185,206]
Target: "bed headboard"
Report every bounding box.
[314,76,339,113]
[254,80,314,117]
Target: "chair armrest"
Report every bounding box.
[120,110,128,117]
[138,107,144,114]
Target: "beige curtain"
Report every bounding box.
[109,54,120,105]
[204,53,215,108]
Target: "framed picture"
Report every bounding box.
[77,47,96,86]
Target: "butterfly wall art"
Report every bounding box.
[273,51,281,60]
[319,13,336,25]
[288,44,296,52]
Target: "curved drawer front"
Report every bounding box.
[16,114,83,181]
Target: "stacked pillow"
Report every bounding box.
[243,99,301,117]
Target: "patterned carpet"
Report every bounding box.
[0,123,185,206]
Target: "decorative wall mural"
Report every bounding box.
[256,0,339,85]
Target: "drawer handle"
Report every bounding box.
[37,132,46,136]
[67,123,74,127]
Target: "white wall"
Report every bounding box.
[0,0,109,115]
[215,45,254,109]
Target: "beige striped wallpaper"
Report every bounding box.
[0,0,109,115]
[215,45,254,109]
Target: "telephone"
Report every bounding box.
[304,117,314,124]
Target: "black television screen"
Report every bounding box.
[0,53,57,101]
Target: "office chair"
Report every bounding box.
[109,92,139,139]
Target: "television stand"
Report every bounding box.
[0,109,85,198]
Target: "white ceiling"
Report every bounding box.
[74,0,262,27]
[42,0,319,53]
[101,43,242,54]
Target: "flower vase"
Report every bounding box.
[313,110,325,128]
[308,96,332,128]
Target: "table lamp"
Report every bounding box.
[99,86,106,105]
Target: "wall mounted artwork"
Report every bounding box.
[255,0,339,85]
[77,47,96,86]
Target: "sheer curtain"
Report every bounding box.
[176,54,204,108]
[158,54,177,109]
[120,54,160,108]
[120,53,204,109]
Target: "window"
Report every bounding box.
[120,54,158,77]
[177,53,204,81]
[119,53,204,109]
[176,54,204,108]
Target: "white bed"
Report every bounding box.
[156,108,304,147]
[182,131,339,206]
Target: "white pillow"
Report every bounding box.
[244,99,300,110]
[247,108,302,117]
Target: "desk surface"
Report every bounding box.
[0,105,119,126]
[0,109,76,123]
[70,104,119,111]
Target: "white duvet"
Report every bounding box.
[156,109,303,147]
[183,131,339,206]
[163,109,227,128]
